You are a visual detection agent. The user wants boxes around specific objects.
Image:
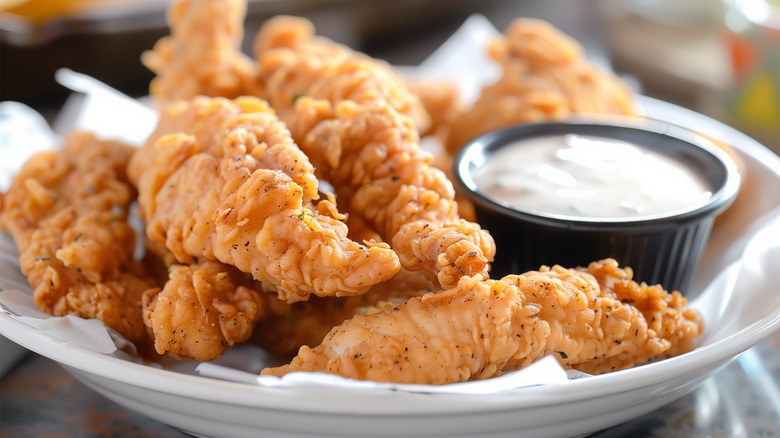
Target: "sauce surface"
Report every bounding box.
[474,134,713,219]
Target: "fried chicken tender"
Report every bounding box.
[262,259,701,384]
[254,15,431,133]
[142,260,279,361]
[142,0,260,103]
[129,96,400,302]
[290,98,495,289]
[0,132,156,344]
[445,18,635,154]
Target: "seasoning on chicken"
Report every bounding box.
[262,259,702,384]
[254,15,431,133]
[253,268,434,355]
[142,260,277,361]
[129,95,320,206]
[0,132,156,344]
[290,98,495,289]
[128,96,401,302]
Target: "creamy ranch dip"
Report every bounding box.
[474,134,713,219]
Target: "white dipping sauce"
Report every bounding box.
[474,134,713,219]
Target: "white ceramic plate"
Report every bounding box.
[2,97,780,438]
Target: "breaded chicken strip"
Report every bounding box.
[254,15,431,134]
[142,260,281,361]
[445,18,634,154]
[142,0,260,103]
[129,97,400,302]
[290,98,495,289]
[0,132,156,344]
[262,259,701,384]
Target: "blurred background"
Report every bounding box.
[1,0,778,152]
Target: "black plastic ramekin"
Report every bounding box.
[454,118,741,294]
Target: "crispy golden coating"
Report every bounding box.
[290,98,495,289]
[253,269,434,355]
[576,259,702,372]
[129,96,400,302]
[129,96,320,206]
[142,260,275,361]
[142,0,260,103]
[262,259,702,384]
[0,132,156,344]
[406,80,463,139]
[254,15,431,134]
[445,18,635,154]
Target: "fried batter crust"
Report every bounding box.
[262,259,702,384]
[253,268,434,355]
[129,96,400,302]
[254,15,431,133]
[251,17,494,288]
[445,18,635,153]
[290,98,495,289]
[129,96,320,208]
[0,132,156,343]
[142,0,261,103]
[142,261,273,361]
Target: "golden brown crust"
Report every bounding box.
[289,98,495,289]
[252,268,434,355]
[0,132,156,344]
[142,0,261,103]
[263,259,702,383]
[254,15,431,133]
[142,261,273,361]
[445,18,635,154]
[130,96,400,302]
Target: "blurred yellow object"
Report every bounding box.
[1,0,124,24]
[723,0,780,153]
[730,68,780,128]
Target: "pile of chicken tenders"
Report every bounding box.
[0,0,701,384]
